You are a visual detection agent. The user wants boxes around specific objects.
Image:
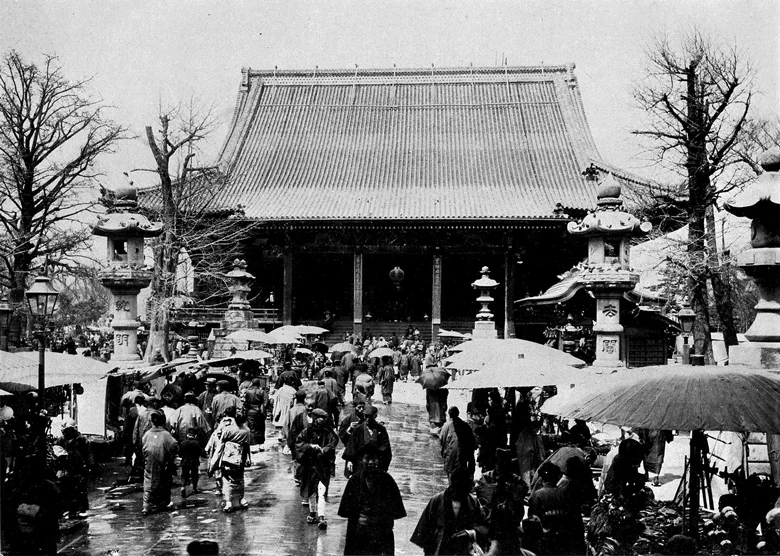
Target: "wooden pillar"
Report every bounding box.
[504,251,516,339]
[431,253,442,339]
[353,251,363,337]
[282,252,293,325]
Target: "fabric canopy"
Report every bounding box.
[444,363,610,390]
[443,338,586,372]
[540,364,780,433]
[2,351,112,387]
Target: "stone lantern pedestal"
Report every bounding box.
[568,171,652,366]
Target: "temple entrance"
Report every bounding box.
[362,254,431,323]
[292,254,352,323]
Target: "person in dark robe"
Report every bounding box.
[130,396,153,482]
[211,381,241,423]
[276,364,303,391]
[560,456,597,517]
[141,411,178,515]
[339,395,367,445]
[339,444,407,555]
[58,418,94,517]
[242,378,267,448]
[528,461,586,555]
[411,467,495,556]
[288,394,311,490]
[197,378,218,428]
[602,437,646,498]
[378,356,396,404]
[313,380,338,425]
[636,428,674,486]
[296,408,338,530]
[515,419,545,487]
[439,406,477,480]
[8,455,61,555]
[342,404,392,476]
[568,419,592,448]
[426,387,449,434]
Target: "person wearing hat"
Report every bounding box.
[58,418,94,518]
[295,408,338,530]
[170,392,211,443]
[141,411,178,515]
[342,404,392,477]
[211,381,241,423]
[198,378,218,428]
[338,443,407,555]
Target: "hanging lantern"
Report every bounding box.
[389,266,405,290]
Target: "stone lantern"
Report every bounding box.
[568,172,652,366]
[93,185,163,362]
[472,266,499,339]
[223,259,257,331]
[725,150,780,367]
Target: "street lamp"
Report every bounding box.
[0,294,12,351]
[25,274,59,409]
[676,302,696,365]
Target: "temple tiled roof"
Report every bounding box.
[169,65,656,221]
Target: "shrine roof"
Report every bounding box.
[149,65,659,221]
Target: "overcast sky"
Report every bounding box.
[2,0,778,188]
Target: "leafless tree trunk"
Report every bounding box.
[633,30,753,362]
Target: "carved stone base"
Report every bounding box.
[472,321,498,339]
[223,310,257,331]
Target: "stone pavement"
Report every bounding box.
[58,381,450,556]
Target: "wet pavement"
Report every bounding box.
[59,382,451,556]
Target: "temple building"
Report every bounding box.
[162,65,661,345]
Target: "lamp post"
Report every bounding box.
[676,302,696,365]
[0,294,12,351]
[25,274,59,410]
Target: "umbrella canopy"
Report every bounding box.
[234,349,274,360]
[444,362,606,390]
[294,325,329,335]
[443,338,586,371]
[329,342,358,353]
[295,347,315,356]
[310,342,328,354]
[438,329,467,339]
[0,387,13,396]
[417,367,451,389]
[0,383,32,394]
[225,329,276,344]
[2,351,111,387]
[269,325,306,338]
[368,347,395,359]
[265,329,301,345]
[541,364,780,433]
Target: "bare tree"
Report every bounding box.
[0,51,125,298]
[633,30,754,361]
[139,100,253,362]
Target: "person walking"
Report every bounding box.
[170,392,211,443]
[411,467,494,556]
[378,356,395,404]
[399,347,411,382]
[288,393,311,489]
[242,378,267,449]
[272,382,297,444]
[636,428,674,486]
[211,381,241,423]
[179,427,203,503]
[218,413,252,512]
[342,404,391,476]
[439,406,477,480]
[295,408,338,530]
[58,418,95,518]
[130,396,154,483]
[198,378,218,428]
[515,419,545,487]
[313,380,338,426]
[141,411,178,515]
[338,444,407,555]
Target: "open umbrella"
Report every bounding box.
[294,325,329,335]
[0,387,13,396]
[295,347,315,356]
[417,367,451,389]
[368,347,395,359]
[329,342,358,353]
[310,342,328,354]
[265,329,301,345]
[444,362,607,390]
[540,363,780,538]
[269,325,305,338]
[438,329,467,339]
[443,338,586,371]
[225,329,276,344]
[234,349,274,360]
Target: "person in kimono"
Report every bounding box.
[141,411,178,515]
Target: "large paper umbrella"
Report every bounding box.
[235,349,274,360]
[329,342,358,353]
[438,329,467,339]
[540,364,780,433]
[368,347,395,359]
[444,362,607,390]
[294,325,329,335]
[443,339,586,371]
[265,330,301,345]
[3,351,110,387]
[417,367,451,389]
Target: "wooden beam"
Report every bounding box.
[353,252,363,337]
[283,252,293,325]
[504,251,516,338]
[432,253,442,339]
